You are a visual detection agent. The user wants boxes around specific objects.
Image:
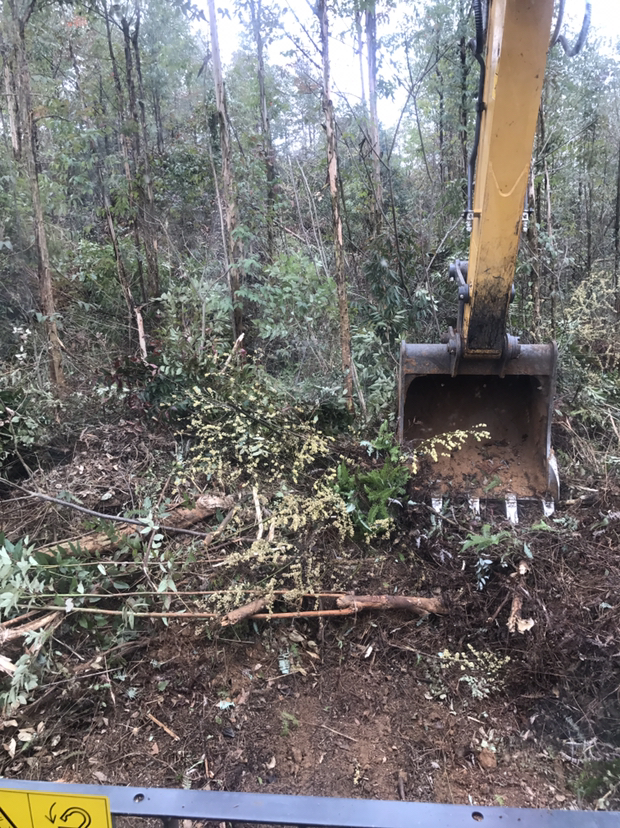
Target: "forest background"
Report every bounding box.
[1,0,620,787]
[2,0,620,442]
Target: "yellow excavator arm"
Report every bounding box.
[399,0,560,508]
[463,0,553,360]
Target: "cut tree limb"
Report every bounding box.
[507,560,535,634]
[0,611,61,644]
[20,593,447,626]
[168,493,235,530]
[0,655,16,676]
[221,597,268,627]
[5,482,235,555]
[222,593,447,625]
[336,593,447,615]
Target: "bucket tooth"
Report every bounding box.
[505,494,518,524]
[542,498,555,517]
[468,497,481,516]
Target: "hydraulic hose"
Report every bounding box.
[467,0,487,217]
[473,0,485,54]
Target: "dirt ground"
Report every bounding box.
[0,621,590,811]
[1,420,620,818]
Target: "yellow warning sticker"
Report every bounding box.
[0,789,112,828]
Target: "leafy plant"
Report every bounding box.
[0,516,191,708]
[360,420,400,461]
[358,461,410,526]
[576,759,620,809]
[461,524,515,590]
[280,711,300,736]
[438,645,511,700]
[186,350,331,486]
[329,422,411,536]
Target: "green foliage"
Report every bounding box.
[360,461,410,527]
[0,327,56,463]
[330,423,410,537]
[98,337,203,423]
[242,253,336,340]
[186,350,331,486]
[461,525,516,590]
[576,759,620,809]
[0,387,50,463]
[360,420,401,461]
[438,645,511,700]
[280,710,299,736]
[1,655,40,711]
[0,519,192,708]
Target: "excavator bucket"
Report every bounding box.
[398,341,559,502]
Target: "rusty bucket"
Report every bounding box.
[398,341,559,500]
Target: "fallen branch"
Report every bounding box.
[320,723,358,742]
[0,655,16,676]
[203,503,239,548]
[507,561,535,634]
[166,492,235,530]
[220,332,245,373]
[146,712,180,741]
[0,609,42,628]
[221,597,268,627]
[24,592,447,624]
[5,482,233,549]
[252,487,264,540]
[336,594,447,616]
[0,612,61,644]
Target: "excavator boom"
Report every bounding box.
[463,0,553,358]
[399,0,560,507]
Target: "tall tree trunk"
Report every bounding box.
[458,34,468,187]
[317,0,354,414]
[354,5,365,106]
[152,87,164,153]
[102,0,132,184]
[2,54,20,158]
[527,169,541,336]
[614,139,620,313]
[10,6,64,388]
[250,0,276,262]
[365,1,382,237]
[207,0,242,339]
[120,12,149,303]
[73,35,138,349]
[436,45,444,185]
[130,3,159,297]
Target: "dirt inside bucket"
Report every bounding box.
[402,373,551,497]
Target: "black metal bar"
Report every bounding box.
[1,779,619,827]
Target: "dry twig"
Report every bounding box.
[146,712,180,741]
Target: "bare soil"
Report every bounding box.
[0,622,591,811]
[403,374,552,497]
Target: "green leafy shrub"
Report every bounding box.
[238,252,338,371]
[0,518,190,709]
[461,524,518,590]
[576,759,620,809]
[0,327,56,464]
[186,352,331,486]
[329,422,410,536]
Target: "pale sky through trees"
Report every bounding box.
[206,0,620,129]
